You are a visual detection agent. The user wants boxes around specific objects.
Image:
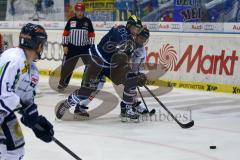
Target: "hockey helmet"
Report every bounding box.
[127,15,142,29]
[19,23,47,58]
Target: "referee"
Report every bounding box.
[58,2,95,90]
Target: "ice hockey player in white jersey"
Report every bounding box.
[0,23,54,160]
[127,27,150,115]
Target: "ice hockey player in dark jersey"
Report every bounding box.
[89,15,141,68]
[56,15,147,121]
[62,27,151,118]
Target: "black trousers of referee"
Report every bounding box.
[59,44,90,87]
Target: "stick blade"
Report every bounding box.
[180,120,194,129]
[149,109,156,116]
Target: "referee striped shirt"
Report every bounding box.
[62,16,95,47]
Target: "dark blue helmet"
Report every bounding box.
[19,23,47,50]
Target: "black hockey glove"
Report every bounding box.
[20,103,39,128]
[32,116,54,143]
[136,73,147,87]
[127,72,147,87]
[20,103,54,143]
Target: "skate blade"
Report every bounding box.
[120,116,140,123]
[72,114,90,121]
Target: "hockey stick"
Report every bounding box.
[13,106,82,159]
[52,136,82,160]
[137,87,155,116]
[34,124,83,160]
[144,85,194,129]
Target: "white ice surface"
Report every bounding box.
[21,76,240,160]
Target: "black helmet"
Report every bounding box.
[19,23,47,50]
[127,15,142,28]
[139,27,150,40]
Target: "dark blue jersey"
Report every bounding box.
[89,25,135,68]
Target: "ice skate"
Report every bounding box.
[55,101,71,119]
[56,93,79,119]
[57,83,67,92]
[120,101,140,122]
[133,100,148,115]
[74,104,89,117]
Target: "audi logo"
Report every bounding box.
[171,24,181,29]
[42,41,64,61]
[204,24,214,30]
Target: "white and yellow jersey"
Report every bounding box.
[15,62,39,106]
[0,47,38,114]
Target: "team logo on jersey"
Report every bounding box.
[81,22,89,30]
[30,75,39,87]
[70,21,77,28]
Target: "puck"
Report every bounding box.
[210,146,216,149]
